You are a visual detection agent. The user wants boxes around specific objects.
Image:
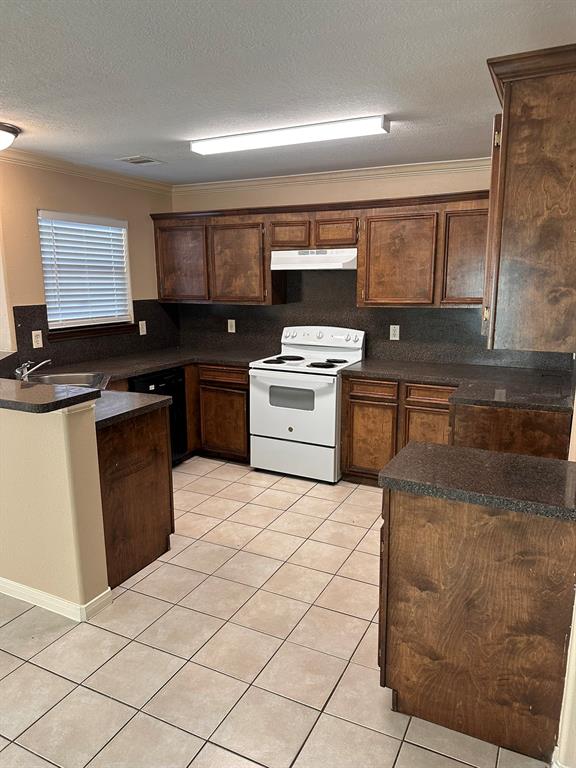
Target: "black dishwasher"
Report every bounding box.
[129,367,188,465]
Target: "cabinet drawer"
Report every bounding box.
[315,217,358,246]
[348,378,398,401]
[198,365,248,386]
[405,383,456,405]
[269,220,311,248]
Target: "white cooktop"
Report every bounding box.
[250,326,365,375]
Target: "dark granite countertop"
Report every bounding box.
[95,390,172,429]
[51,346,257,381]
[449,379,573,412]
[0,377,100,414]
[379,442,576,521]
[344,360,573,413]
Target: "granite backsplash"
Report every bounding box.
[6,272,572,375]
[11,300,179,368]
[178,271,572,371]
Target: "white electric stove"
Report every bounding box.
[249,326,365,483]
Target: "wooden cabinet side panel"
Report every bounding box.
[385,490,576,761]
[451,404,571,459]
[97,409,173,588]
[185,364,201,452]
[493,73,576,352]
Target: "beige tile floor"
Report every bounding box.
[0,456,548,768]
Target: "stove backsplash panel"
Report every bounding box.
[179,272,572,371]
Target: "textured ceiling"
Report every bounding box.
[1,0,575,184]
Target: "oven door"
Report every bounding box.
[250,369,339,447]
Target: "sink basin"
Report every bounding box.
[28,372,111,389]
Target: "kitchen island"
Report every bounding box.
[0,379,173,618]
[378,442,576,762]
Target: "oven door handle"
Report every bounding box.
[249,370,336,391]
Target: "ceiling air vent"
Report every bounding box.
[117,155,163,165]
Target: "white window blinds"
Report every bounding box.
[38,211,133,330]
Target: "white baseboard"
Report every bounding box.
[0,577,112,621]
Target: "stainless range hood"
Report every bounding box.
[270,248,357,271]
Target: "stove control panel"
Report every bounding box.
[281,326,365,349]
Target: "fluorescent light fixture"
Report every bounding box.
[190,115,390,155]
[0,123,21,151]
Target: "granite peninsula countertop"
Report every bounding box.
[94,391,172,429]
[0,377,100,413]
[343,360,573,412]
[379,443,576,521]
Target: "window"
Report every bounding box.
[38,211,133,330]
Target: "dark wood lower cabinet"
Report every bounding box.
[198,365,249,462]
[381,489,576,762]
[402,405,451,446]
[97,407,174,588]
[450,403,571,459]
[341,378,398,481]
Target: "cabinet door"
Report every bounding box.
[345,400,397,477]
[269,218,311,248]
[482,114,502,335]
[315,217,358,246]
[362,213,437,304]
[209,223,265,303]
[155,225,209,300]
[403,406,451,447]
[441,210,488,304]
[200,385,248,460]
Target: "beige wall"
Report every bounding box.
[0,402,108,608]
[0,155,172,313]
[171,158,491,211]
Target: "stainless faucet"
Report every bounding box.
[15,359,52,381]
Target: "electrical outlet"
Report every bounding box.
[32,330,43,348]
[228,319,236,333]
[139,320,147,335]
[389,325,400,341]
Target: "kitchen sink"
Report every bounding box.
[28,372,111,389]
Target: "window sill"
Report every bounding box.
[47,323,138,341]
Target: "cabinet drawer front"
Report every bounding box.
[405,383,456,405]
[198,365,248,386]
[270,220,311,248]
[348,378,398,401]
[315,217,358,246]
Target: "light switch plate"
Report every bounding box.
[228,319,236,333]
[139,320,147,335]
[32,330,43,348]
[389,325,400,341]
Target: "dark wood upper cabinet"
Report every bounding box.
[269,218,311,249]
[360,212,437,305]
[208,222,265,303]
[486,44,576,352]
[441,209,488,304]
[315,216,358,246]
[155,224,209,301]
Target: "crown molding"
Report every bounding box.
[171,157,492,197]
[0,148,172,195]
[0,150,491,198]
